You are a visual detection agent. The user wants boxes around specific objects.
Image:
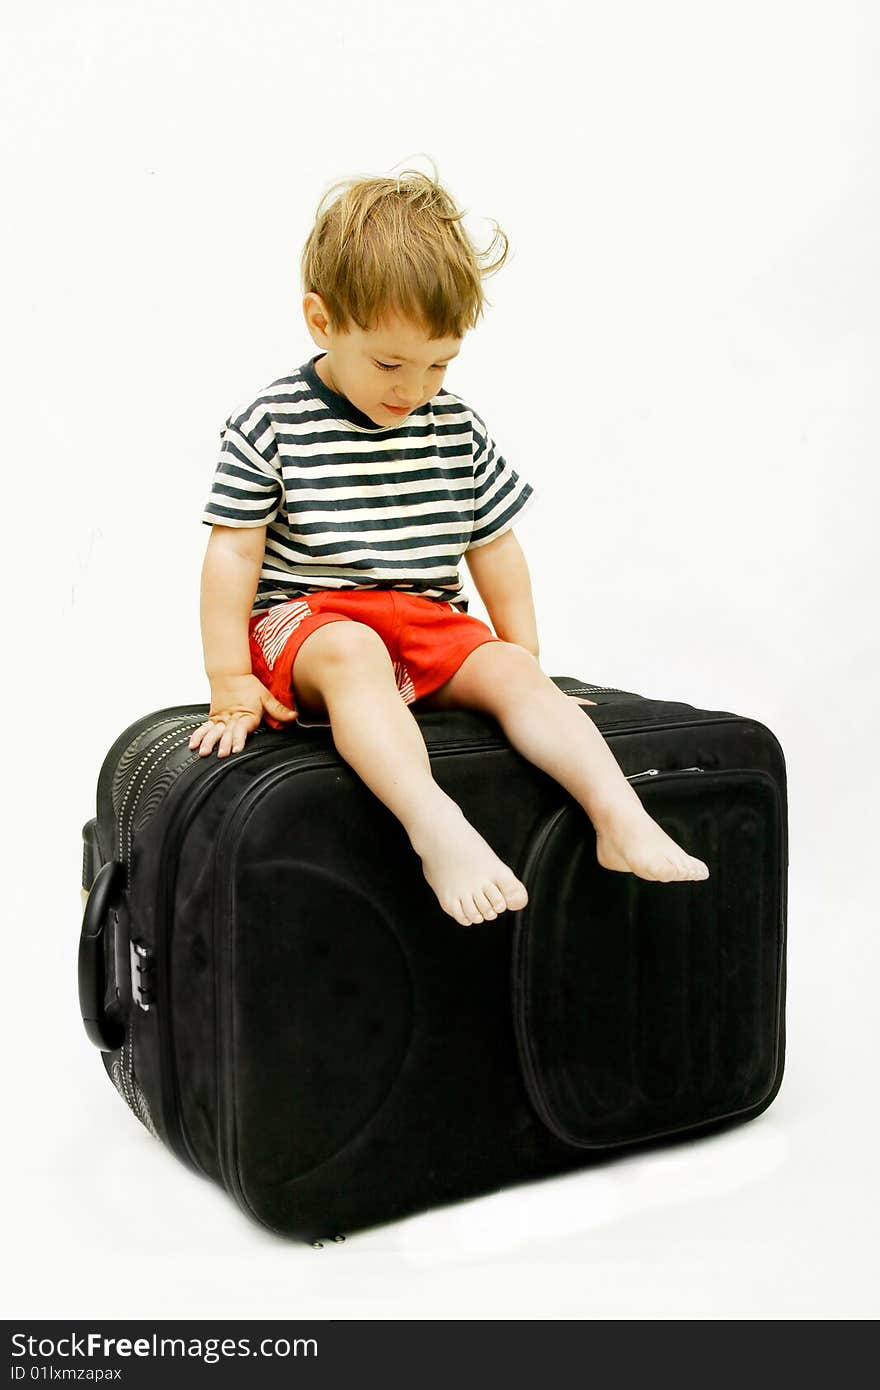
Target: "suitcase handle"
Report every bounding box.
[79,860,126,1051]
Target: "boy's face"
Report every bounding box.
[303,293,462,426]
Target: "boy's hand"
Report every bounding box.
[188,674,297,758]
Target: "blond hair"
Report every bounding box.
[300,158,509,340]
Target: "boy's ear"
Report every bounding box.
[303,291,332,346]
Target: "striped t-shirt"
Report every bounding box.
[201,353,537,617]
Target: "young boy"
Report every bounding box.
[190,169,709,927]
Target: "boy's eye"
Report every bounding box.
[373,361,448,372]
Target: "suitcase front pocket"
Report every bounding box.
[511,767,785,1149]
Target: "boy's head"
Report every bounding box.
[300,163,508,426]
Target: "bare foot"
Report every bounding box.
[408,797,529,926]
[594,798,710,882]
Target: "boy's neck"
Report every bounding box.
[314,353,344,398]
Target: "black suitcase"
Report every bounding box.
[79,676,788,1244]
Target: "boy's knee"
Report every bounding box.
[488,640,541,674]
[481,643,558,716]
[291,619,393,721]
[296,619,389,683]
[444,639,542,714]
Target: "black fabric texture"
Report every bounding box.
[87,685,788,1240]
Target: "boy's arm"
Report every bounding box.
[464,529,540,660]
[200,524,266,677]
[464,530,597,705]
[190,525,297,757]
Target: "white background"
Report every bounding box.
[2,0,877,1320]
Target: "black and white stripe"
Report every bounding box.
[202,353,536,616]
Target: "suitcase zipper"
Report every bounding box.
[118,1037,157,1136]
[563,684,637,697]
[106,1034,157,1137]
[627,766,704,782]
[116,720,222,867]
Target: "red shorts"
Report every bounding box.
[248,589,502,729]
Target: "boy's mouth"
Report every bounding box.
[383,403,410,415]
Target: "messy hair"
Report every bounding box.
[300,157,509,340]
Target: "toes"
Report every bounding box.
[670,854,709,881]
[473,889,498,920]
[449,898,472,928]
[674,859,708,882]
[502,878,529,911]
[484,885,508,914]
[452,897,482,927]
[438,872,527,927]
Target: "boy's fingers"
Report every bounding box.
[218,723,235,753]
[218,713,267,756]
[190,696,294,754]
[202,728,224,756]
[265,694,297,720]
[192,716,226,733]
[190,718,230,755]
[189,720,216,745]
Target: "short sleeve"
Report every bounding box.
[201,407,283,528]
[466,411,537,551]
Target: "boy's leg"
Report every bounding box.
[417,643,710,883]
[292,620,529,927]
